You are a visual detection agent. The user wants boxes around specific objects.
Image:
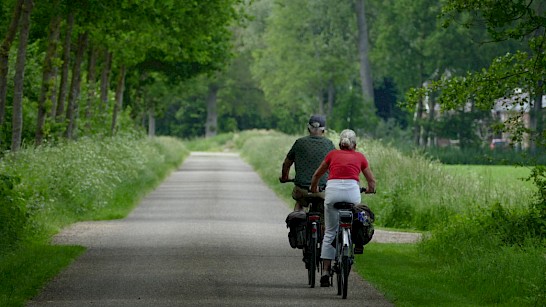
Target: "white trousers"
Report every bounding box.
[320,179,361,260]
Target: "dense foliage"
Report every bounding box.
[0,0,245,151]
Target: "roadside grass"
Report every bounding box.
[0,133,188,307]
[357,242,545,306]
[354,244,470,306]
[0,244,85,307]
[442,164,535,192]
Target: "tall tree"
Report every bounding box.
[252,0,362,132]
[54,10,74,122]
[110,64,125,135]
[85,44,97,123]
[64,32,87,139]
[369,0,513,146]
[35,4,61,145]
[0,0,24,126]
[205,81,219,137]
[10,0,33,151]
[99,49,112,113]
[407,0,544,148]
[354,0,374,102]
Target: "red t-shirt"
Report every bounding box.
[324,149,369,181]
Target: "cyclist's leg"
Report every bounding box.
[321,181,358,271]
[291,186,308,211]
[320,201,337,272]
[319,200,338,287]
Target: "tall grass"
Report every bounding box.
[0,132,188,252]
[237,130,536,231]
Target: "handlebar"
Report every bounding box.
[279,178,374,194]
[279,178,295,183]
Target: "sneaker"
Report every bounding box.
[320,275,330,287]
[354,245,363,254]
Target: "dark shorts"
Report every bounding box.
[292,185,326,228]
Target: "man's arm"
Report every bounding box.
[310,160,329,192]
[279,157,294,182]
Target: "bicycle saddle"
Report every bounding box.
[333,202,354,210]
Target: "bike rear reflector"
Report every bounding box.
[308,215,320,221]
[340,223,352,228]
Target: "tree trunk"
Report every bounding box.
[100,50,112,113]
[64,32,88,139]
[205,83,219,138]
[55,11,74,122]
[148,110,155,138]
[11,0,33,152]
[413,100,424,146]
[354,0,374,103]
[110,65,126,135]
[529,80,543,153]
[317,89,324,115]
[327,79,335,117]
[36,13,61,146]
[413,65,425,146]
[0,0,24,126]
[85,44,97,127]
[424,95,436,147]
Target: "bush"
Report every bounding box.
[0,174,26,251]
[423,146,546,165]
[420,207,546,305]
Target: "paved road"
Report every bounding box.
[28,152,393,307]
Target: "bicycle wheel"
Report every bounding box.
[308,236,317,288]
[335,234,343,295]
[341,255,350,299]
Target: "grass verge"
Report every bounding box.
[0,244,85,307]
[356,243,545,306]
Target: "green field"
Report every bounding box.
[443,164,535,190]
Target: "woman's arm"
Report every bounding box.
[362,167,376,193]
[310,160,329,192]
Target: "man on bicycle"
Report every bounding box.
[279,115,335,211]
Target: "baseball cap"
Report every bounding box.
[308,115,326,130]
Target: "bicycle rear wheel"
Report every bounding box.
[341,255,350,299]
[308,236,317,287]
[335,233,343,295]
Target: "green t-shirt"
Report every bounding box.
[286,135,335,188]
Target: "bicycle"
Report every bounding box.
[328,187,367,299]
[281,179,325,288]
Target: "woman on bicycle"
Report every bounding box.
[309,129,376,287]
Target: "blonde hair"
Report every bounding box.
[339,129,357,150]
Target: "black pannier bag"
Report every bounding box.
[285,211,307,249]
[352,204,375,246]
